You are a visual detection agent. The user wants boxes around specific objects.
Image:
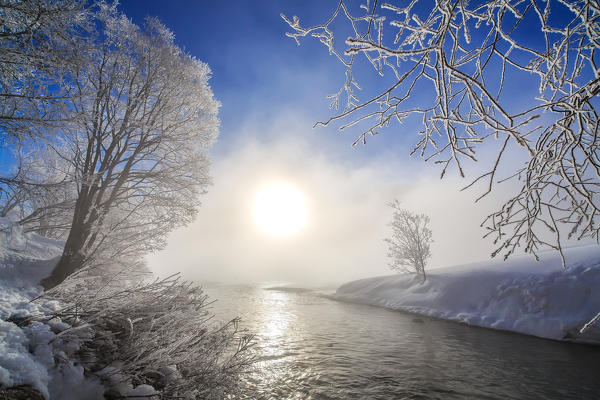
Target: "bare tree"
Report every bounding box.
[0,144,76,240]
[385,200,432,281]
[283,0,600,264]
[41,5,219,289]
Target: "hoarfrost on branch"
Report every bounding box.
[283,0,600,262]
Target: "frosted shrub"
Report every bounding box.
[42,270,254,399]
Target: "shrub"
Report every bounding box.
[41,268,253,399]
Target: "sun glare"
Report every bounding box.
[253,182,308,237]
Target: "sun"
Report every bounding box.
[252,182,308,237]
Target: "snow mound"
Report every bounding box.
[334,245,600,343]
[0,217,105,399]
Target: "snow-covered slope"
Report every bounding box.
[0,217,105,399]
[334,245,600,343]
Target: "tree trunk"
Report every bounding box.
[41,221,87,290]
[40,180,99,290]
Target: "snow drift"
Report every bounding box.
[0,217,106,399]
[334,245,600,343]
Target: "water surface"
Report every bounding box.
[203,284,600,399]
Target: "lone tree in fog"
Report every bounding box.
[385,200,432,281]
[283,0,600,265]
[40,5,219,289]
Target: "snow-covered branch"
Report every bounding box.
[283,0,600,261]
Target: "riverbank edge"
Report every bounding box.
[327,246,600,345]
[327,293,600,346]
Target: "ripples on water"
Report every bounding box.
[202,284,600,400]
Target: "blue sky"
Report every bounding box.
[118,1,419,161]
[117,0,568,170]
[115,1,591,284]
[120,1,337,151]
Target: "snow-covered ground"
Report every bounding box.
[334,245,600,343]
[1,216,239,399]
[0,217,106,399]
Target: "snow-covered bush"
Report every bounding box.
[1,217,254,399]
[42,270,254,399]
[1,217,105,399]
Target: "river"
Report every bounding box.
[202,283,600,399]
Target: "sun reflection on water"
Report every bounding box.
[243,288,314,398]
[261,290,291,340]
[214,284,600,400]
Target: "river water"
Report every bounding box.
[202,283,600,400]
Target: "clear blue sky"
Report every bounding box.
[117,0,575,165]
[118,0,416,162]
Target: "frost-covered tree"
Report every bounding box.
[385,200,432,281]
[0,0,90,143]
[1,143,76,238]
[41,5,219,289]
[283,0,600,264]
[0,0,90,222]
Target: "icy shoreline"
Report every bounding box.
[334,246,600,344]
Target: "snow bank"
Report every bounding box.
[0,217,105,399]
[334,245,600,343]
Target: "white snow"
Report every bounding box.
[334,245,600,343]
[97,364,160,400]
[0,217,105,399]
[0,319,50,393]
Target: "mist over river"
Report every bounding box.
[202,283,600,400]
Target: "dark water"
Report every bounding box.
[202,284,600,400]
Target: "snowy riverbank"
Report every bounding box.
[1,216,251,399]
[334,246,600,343]
[0,218,106,399]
